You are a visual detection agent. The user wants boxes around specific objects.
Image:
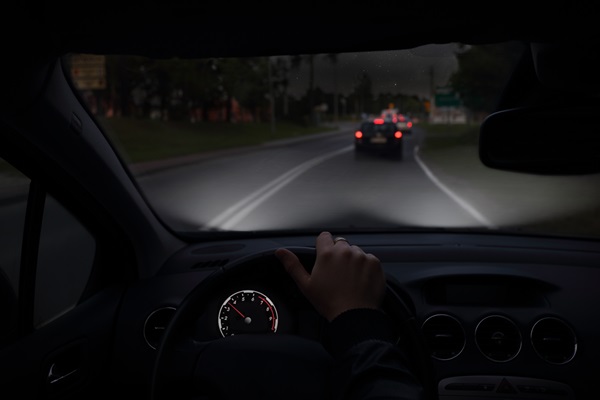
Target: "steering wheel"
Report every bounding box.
[150,247,436,400]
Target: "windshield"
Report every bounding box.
[67,42,600,239]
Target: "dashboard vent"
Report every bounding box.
[531,317,577,364]
[421,314,465,360]
[192,259,229,268]
[475,315,521,362]
[144,307,177,350]
[192,243,245,254]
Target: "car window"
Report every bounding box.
[360,122,396,134]
[0,157,28,344]
[34,194,96,328]
[0,155,97,335]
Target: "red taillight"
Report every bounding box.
[394,131,402,139]
[407,121,413,128]
[355,131,363,139]
[373,118,384,125]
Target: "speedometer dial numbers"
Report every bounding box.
[218,290,278,337]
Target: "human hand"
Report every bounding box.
[275,231,386,322]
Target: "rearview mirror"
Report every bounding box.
[479,105,600,174]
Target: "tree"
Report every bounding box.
[215,57,268,122]
[290,54,320,125]
[449,42,525,117]
[270,57,291,118]
[160,58,222,121]
[323,53,339,122]
[353,71,373,115]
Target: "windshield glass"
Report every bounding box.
[67,42,600,239]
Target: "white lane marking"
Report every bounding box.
[413,145,496,229]
[207,145,353,230]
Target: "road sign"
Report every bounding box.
[435,88,461,107]
[70,54,107,90]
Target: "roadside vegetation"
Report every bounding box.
[98,116,339,164]
[99,117,481,164]
[416,122,480,151]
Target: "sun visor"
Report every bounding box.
[479,104,600,175]
[531,42,600,94]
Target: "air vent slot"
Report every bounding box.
[144,307,177,350]
[475,315,521,362]
[531,317,577,364]
[192,259,229,268]
[192,244,245,254]
[421,314,465,360]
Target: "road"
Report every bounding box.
[3,122,600,238]
[135,124,500,232]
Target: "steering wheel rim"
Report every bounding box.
[150,246,436,400]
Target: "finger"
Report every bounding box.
[275,248,310,291]
[316,231,334,250]
[350,244,364,253]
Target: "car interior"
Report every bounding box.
[1,4,599,400]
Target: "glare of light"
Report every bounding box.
[136,143,600,237]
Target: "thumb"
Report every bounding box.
[275,248,310,292]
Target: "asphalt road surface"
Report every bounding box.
[135,123,587,233]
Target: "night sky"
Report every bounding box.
[284,43,461,99]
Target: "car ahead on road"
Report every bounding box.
[354,118,404,159]
[381,109,413,135]
[1,4,600,400]
[395,113,413,134]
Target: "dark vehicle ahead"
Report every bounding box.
[354,118,404,159]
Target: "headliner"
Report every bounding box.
[11,3,593,59]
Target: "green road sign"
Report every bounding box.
[435,91,461,107]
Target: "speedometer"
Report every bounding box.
[218,290,279,337]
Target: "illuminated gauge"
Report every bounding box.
[218,290,278,337]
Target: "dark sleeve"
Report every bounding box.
[323,308,425,400]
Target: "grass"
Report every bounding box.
[95,116,479,164]
[416,122,480,151]
[97,116,339,164]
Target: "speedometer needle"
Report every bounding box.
[228,302,246,318]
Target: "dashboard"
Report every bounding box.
[110,232,600,399]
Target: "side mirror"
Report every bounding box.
[479,105,600,175]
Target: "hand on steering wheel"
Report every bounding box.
[151,243,435,400]
[275,231,385,321]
